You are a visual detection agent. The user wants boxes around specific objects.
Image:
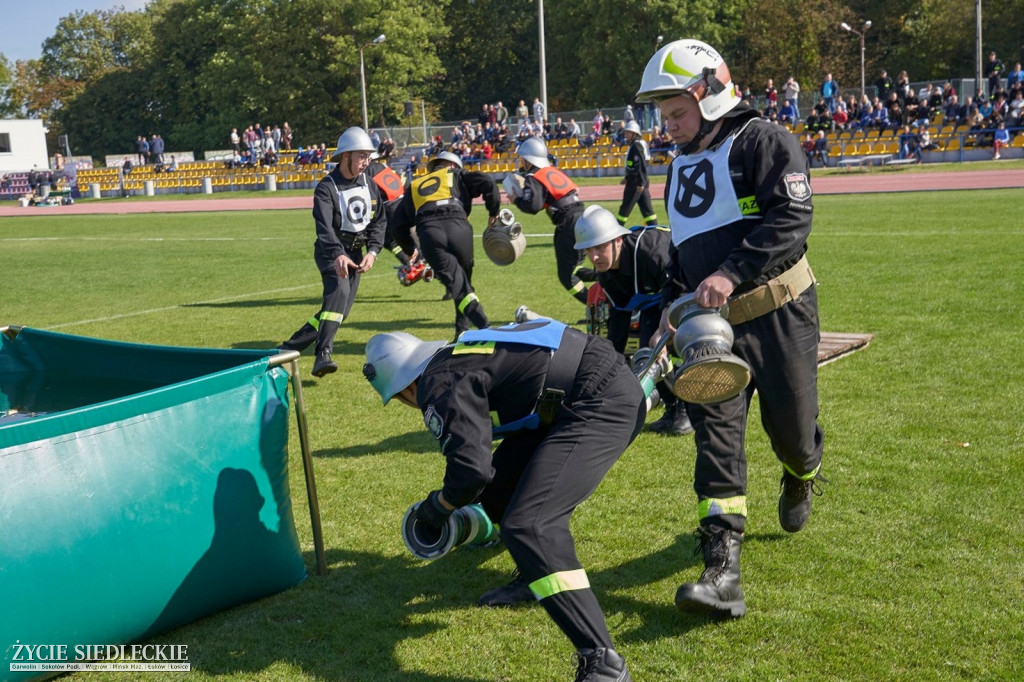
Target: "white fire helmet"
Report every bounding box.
[574,205,631,250]
[516,137,550,168]
[635,39,741,121]
[331,126,376,160]
[363,332,447,405]
[426,151,463,172]
[624,120,642,136]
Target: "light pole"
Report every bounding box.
[360,34,386,130]
[840,20,871,100]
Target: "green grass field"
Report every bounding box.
[2,190,1023,681]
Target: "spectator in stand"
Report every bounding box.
[762,99,779,122]
[532,97,546,125]
[885,95,903,133]
[875,70,895,104]
[871,102,891,131]
[478,103,491,126]
[165,155,179,173]
[121,157,133,176]
[271,125,282,152]
[764,78,778,108]
[898,125,921,162]
[784,75,801,118]
[1007,63,1023,95]
[918,125,939,153]
[568,118,581,139]
[516,99,529,125]
[832,100,849,131]
[1008,90,1024,125]
[986,52,1005,94]
[914,98,932,129]
[494,125,513,154]
[992,121,1010,159]
[601,115,613,136]
[821,73,839,115]
[378,136,395,161]
[801,133,815,166]
[494,100,508,127]
[611,121,628,147]
[942,81,957,105]
[623,104,635,125]
[244,125,257,160]
[553,117,570,139]
[135,136,148,165]
[282,122,294,151]
[945,94,968,128]
[812,130,829,167]
[902,88,920,126]
[927,85,944,111]
[778,99,797,125]
[895,71,911,106]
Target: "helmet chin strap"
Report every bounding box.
[679,118,717,155]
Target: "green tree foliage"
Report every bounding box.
[14,0,1024,164]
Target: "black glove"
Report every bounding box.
[415,490,453,531]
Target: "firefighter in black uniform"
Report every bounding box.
[390,151,499,339]
[507,137,595,304]
[637,39,825,618]
[574,205,693,436]
[279,126,386,378]
[616,120,658,226]
[367,155,411,267]
[363,321,643,681]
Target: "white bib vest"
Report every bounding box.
[329,176,373,233]
[666,120,757,246]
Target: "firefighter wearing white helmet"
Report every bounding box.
[363,322,644,681]
[617,119,658,227]
[639,40,825,620]
[511,136,596,304]
[389,149,501,339]
[278,126,386,378]
[574,206,692,436]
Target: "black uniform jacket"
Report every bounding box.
[597,228,674,351]
[390,168,500,256]
[660,104,813,307]
[416,334,623,508]
[312,166,387,272]
[623,139,649,187]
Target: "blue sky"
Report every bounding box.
[2,0,150,64]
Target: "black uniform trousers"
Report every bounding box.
[687,286,824,534]
[617,181,657,226]
[280,246,363,355]
[416,216,488,337]
[478,358,645,651]
[552,205,591,304]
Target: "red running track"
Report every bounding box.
[1,169,1022,217]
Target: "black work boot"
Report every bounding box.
[675,525,745,619]
[648,402,694,435]
[572,647,632,682]
[477,569,535,607]
[778,470,827,533]
[311,351,337,378]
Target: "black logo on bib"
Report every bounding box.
[347,196,368,223]
[673,159,715,218]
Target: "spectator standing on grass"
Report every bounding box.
[278,127,386,378]
[636,38,826,622]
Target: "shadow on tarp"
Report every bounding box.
[0,326,308,682]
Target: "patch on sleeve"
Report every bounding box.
[424,405,445,440]
[783,172,812,202]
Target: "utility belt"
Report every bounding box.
[546,194,582,220]
[536,328,587,425]
[726,255,816,326]
[337,230,368,250]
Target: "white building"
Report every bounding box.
[0,119,49,172]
